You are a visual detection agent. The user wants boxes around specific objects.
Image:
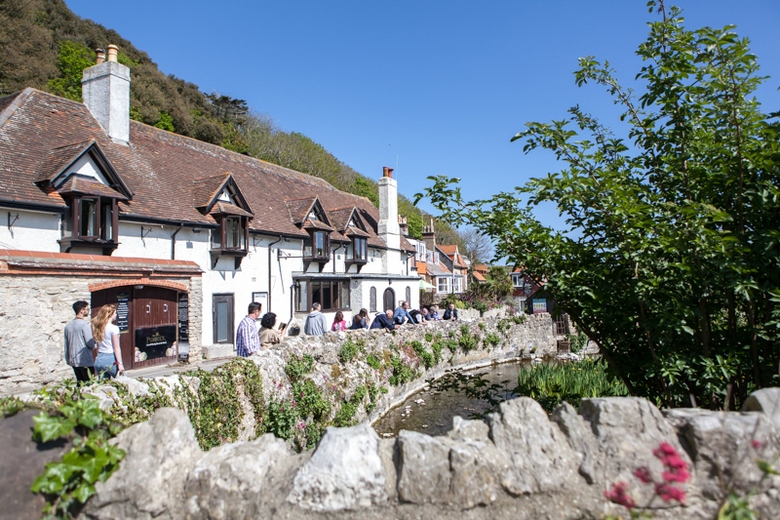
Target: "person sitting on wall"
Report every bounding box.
[409,308,425,325]
[304,302,327,336]
[349,308,369,330]
[443,302,459,321]
[64,300,97,383]
[370,309,396,331]
[393,301,416,325]
[331,311,347,331]
[420,307,432,321]
[429,305,441,321]
[259,312,286,350]
[236,302,262,357]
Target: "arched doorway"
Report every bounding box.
[92,285,179,369]
[383,288,395,312]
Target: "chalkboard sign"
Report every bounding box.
[178,293,189,342]
[135,325,176,360]
[116,291,130,333]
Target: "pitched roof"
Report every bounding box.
[438,244,467,269]
[57,175,128,200]
[0,88,414,252]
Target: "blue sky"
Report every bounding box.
[66,0,780,228]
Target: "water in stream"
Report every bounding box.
[372,361,526,438]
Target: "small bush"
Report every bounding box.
[338,338,363,363]
[484,332,501,347]
[285,354,314,382]
[366,353,381,369]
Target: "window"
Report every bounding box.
[211,216,248,252]
[453,277,463,294]
[294,278,350,311]
[213,294,234,344]
[346,237,367,264]
[437,277,450,294]
[512,274,524,288]
[405,286,411,304]
[303,231,330,261]
[61,195,118,253]
[369,287,377,311]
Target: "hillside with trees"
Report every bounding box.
[0,0,466,246]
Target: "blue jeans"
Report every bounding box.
[95,352,118,379]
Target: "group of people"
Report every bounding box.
[64,297,464,379]
[302,300,461,334]
[63,300,125,382]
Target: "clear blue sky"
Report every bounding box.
[66,0,780,228]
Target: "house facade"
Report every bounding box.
[0,47,418,394]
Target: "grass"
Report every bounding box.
[516,357,629,412]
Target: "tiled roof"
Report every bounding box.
[192,173,231,210]
[36,140,94,183]
[438,244,467,269]
[0,88,414,252]
[473,271,486,282]
[57,175,128,200]
[209,202,254,218]
[427,262,452,277]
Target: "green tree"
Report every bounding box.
[46,40,94,101]
[418,1,780,410]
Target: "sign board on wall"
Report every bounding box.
[178,293,189,342]
[135,325,176,360]
[116,291,130,333]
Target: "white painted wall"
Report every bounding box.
[0,208,61,252]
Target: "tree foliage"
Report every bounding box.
[418,1,780,409]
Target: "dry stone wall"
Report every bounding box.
[83,392,780,519]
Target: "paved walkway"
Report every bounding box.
[122,356,234,380]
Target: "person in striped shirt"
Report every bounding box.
[236,302,262,357]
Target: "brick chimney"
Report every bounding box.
[81,44,130,145]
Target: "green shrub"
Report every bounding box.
[388,355,418,386]
[410,341,435,369]
[484,332,501,347]
[292,378,330,420]
[425,332,434,343]
[265,397,298,440]
[516,358,629,412]
[567,333,589,354]
[366,353,382,369]
[338,338,364,363]
[285,354,315,382]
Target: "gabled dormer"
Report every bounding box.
[286,197,334,271]
[193,172,254,269]
[329,206,370,271]
[35,140,132,254]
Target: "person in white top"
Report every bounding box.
[91,304,124,378]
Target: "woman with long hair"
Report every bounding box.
[331,311,347,331]
[92,304,123,379]
[349,308,369,330]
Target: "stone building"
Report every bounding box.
[0,45,418,394]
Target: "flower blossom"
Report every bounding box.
[604,481,636,509]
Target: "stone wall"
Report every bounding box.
[0,268,202,396]
[84,391,780,519]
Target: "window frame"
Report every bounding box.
[61,195,119,253]
[303,230,331,262]
[345,236,367,266]
[211,215,249,254]
[294,277,351,312]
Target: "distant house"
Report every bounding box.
[471,263,489,285]
[0,46,418,393]
[511,268,557,312]
[403,219,468,297]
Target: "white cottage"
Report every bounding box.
[0,46,418,394]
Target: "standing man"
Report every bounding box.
[443,302,459,321]
[304,302,327,336]
[64,300,97,382]
[236,302,262,357]
[393,301,416,325]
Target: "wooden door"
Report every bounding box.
[383,288,395,313]
[91,287,133,369]
[133,287,178,369]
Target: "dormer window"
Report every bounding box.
[304,230,330,261]
[61,194,120,254]
[346,237,367,265]
[211,216,248,252]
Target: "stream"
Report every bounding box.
[372,360,527,438]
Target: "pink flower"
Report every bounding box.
[633,466,653,484]
[661,468,690,483]
[652,442,678,459]
[752,439,762,450]
[655,483,686,504]
[604,481,636,509]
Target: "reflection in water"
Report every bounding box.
[372,361,525,438]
